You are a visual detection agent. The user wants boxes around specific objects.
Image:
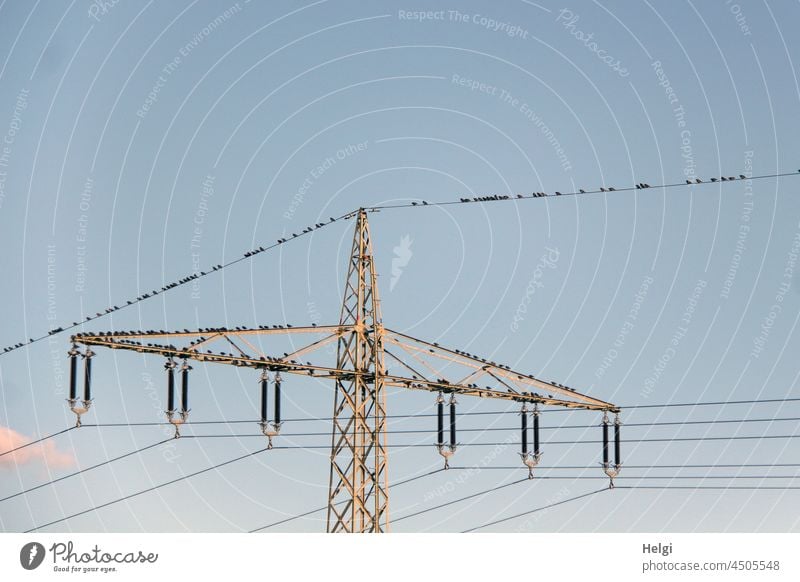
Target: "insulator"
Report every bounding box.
[449,396,456,448]
[533,408,540,456]
[68,347,79,400]
[521,408,528,455]
[274,372,282,425]
[83,348,94,401]
[180,361,190,413]
[614,415,621,466]
[260,371,268,423]
[167,364,175,411]
[602,416,609,465]
[436,393,444,446]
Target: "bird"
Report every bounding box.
[555,191,562,196]
[579,189,585,193]
[686,179,692,184]
[695,178,702,183]
[739,174,746,179]
[600,187,607,192]
[608,187,616,191]
[711,178,718,182]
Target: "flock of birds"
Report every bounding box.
[64,326,580,399]
[449,173,754,204]
[274,216,340,245]
[1,171,795,358]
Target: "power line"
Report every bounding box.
[448,463,800,470]
[414,473,800,481]
[0,426,75,458]
[176,433,800,446]
[392,477,529,524]
[1,438,172,503]
[256,471,800,533]
[25,445,270,532]
[4,417,796,460]
[620,397,800,410]
[365,170,800,212]
[78,394,800,429]
[3,170,797,360]
[461,487,610,532]
[82,414,800,435]
[382,474,800,531]
[0,210,352,359]
[616,486,800,491]
[249,468,445,532]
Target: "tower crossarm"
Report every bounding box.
[384,329,618,412]
[70,326,352,379]
[383,375,609,410]
[69,325,618,412]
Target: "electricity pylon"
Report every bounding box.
[66,208,619,532]
[327,208,388,532]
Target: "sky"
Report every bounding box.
[1,0,800,533]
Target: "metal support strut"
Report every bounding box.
[258,370,281,448]
[520,403,542,478]
[601,411,622,488]
[67,344,93,427]
[435,392,456,469]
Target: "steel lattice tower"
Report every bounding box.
[326,209,389,532]
[66,207,620,533]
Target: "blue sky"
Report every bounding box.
[1,0,799,532]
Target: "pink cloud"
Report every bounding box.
[0,426,75,470]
